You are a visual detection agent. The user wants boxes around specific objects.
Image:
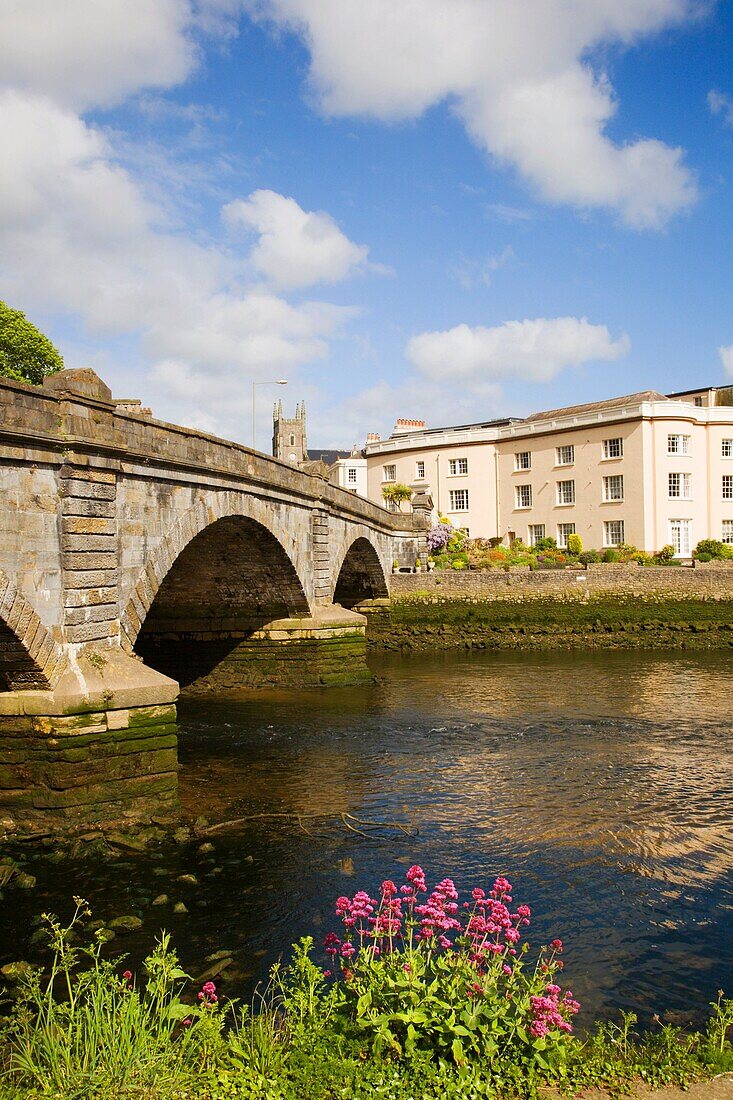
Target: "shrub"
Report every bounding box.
[579,550,601,565]
[534,537,557,552]
[655,544,676,564]
[566,533,583,556]
[603,548,619,562]
[693,539,732,561]
[426,524,452,554]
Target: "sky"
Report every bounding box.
[1,0,733,449]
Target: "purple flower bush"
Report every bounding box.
[427,524,453,553]
[323,867,579,1067]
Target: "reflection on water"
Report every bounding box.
[2,649,732,1027]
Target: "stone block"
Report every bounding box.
[63,517,117,536]
[61,533,117,552]
[68,570,119,589]
[65,620,117,644]
[60,466,116,485]
[64,587,118,608]
[61,498,116,519]
[62,551,117,570]
[64,603,117,626]
[60,479,117,501]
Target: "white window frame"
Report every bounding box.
[514,451,531,471]
[602,437,623,460]
[723,475,733,501]
[383,464,396,483]
[668,472,691,500]
[722,439,733,459]
[347,467,357,484]
[603,519,625,547]
[528,524,545,547]
[557,523,576,548]
[722,520,733,545]
[667,434,691,456]
[603,475,624,502]
[449,488,469,512]
[669,518,691,558]
[448,457,468,476]
[556,479,575,506]
[415,461,425,480]
[556,445,574,466]
[515,484,532,509]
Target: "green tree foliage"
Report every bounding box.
[0,301,63,385]
[381,483,413,511]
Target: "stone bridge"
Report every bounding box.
[0,370,424,831]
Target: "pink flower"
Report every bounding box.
[405,865,427,892]
[381,879,397,898]
[182,1018,191,1028]
[551,939,564,953]
[122,970,132,981]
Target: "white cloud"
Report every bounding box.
[247,0,699,227]
[0,0,198,110]
[406,316,630,382]
[719,345,733,377]
[223,189,370,289]
[0,89,362,439]
[708,90,733,127]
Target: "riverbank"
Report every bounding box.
[1,887,731,1100]
[366,563,733,650]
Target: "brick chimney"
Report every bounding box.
[365,432,381,443]
[392,418,426,436]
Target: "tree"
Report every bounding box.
[381,483,413,512]
[0,300,63,385]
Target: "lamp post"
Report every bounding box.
[252,379,288,450]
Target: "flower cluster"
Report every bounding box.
[529,983,580,1037]
[197,980,218,1004]
[463,878,532,969]
[324,866,579,1044]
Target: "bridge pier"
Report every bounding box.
[0,649,178,832]
[136,605,372,694]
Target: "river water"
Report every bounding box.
[2,649,732,1028]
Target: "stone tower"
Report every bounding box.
[273,400,309,465]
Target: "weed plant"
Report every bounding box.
[1,879,731,1100]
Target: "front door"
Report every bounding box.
[669,518,691,557]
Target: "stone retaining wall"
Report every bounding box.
[367,563,733,651]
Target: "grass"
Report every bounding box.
[1,902,731,1100]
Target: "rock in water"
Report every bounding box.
[108,915,143,933]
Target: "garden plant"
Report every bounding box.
[1,875,732,1100]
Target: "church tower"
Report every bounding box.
[272,400,309,465]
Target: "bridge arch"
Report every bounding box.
[0,571,63,691]
[122,500,311,687]
[333,536,389,610]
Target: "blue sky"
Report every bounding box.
[1,1,732,446]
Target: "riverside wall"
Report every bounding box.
[364,563,733,651]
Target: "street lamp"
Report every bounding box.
[252,379,288,450]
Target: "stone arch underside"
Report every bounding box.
[133,515,310,688]
[333,537,389,610]
[0,572,63,692]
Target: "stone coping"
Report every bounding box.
[0,648,178,716]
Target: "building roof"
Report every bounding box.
[307,449,349,465]
[389,416,519,439]
[524,390,669,422]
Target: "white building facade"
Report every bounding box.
[364,388,733,556]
